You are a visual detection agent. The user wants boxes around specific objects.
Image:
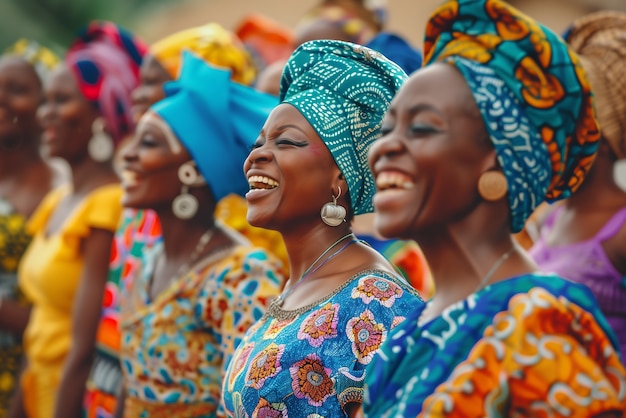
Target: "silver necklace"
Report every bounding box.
[417,246,516,327]
[275,233,356,305]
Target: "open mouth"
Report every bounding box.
[376,171,414,191]
[248,175,279,190]
[121,170,139,187]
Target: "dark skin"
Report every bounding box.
[114,113,247,416]
[8,63,120,418]
[244,104,396,310]
[0,56,63,336]
[367,63,622,418]
[130,54,171,123]
[539,141,626,274]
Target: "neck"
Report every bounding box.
[67,156,117,195]
[156,211,216,261]
[280,223,355,281]
[567,152,625,208]
[0,137,45,180]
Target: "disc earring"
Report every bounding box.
[88,117,114,162]
[478,171,508,201]
[320,186,347,227]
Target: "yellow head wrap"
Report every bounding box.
[151,23,257,86]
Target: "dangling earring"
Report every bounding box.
[321,186,347,227]
[172,161,206,219]
[88,117,114,162]
[478,171,508,201]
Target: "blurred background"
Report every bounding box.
[1,0,626,185]
[2,0,626,52]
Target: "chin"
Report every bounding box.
[374,214,413,241]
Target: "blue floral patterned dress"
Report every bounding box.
[221,269,423,417]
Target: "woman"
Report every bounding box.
[529,11,626,360]
[84,23,286,417]
[116,52,285,417]
[0,40,61,418]
[12,22,146,418]
[221,40,423,417]
[361,1,626,416]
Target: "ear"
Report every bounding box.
[479,148,500,173]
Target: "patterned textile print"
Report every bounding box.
[222,270,423,417]
[119,240,284,416]
[363,274,626,417]
[423,0,600,233]
[280,40,408,215]
[0,205,30,416]
[84,209,161,418]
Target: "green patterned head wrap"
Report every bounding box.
[279,39,407,215]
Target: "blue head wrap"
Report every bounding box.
[152,51,278,201]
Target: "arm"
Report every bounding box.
[0,298,31,336]
[113,385,126,418]
[53,227,114,418]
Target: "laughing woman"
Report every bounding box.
[14,23,146,418]
[115,52,285,417]
[361,0,626,416]
[221,40,423,417]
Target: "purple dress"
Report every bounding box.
[529,205,626,360]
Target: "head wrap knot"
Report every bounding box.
[66,21,147,146]
[151,22,257,86]
[151,51,277,202]
[565,11,626,160]
[280,39,407,215]
[424,0,600,232]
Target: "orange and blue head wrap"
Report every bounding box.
[424,0,600,232]
[66,21,148,146]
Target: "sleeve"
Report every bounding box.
[63,184,123,238]
[420,286,626,417]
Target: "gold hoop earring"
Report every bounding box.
[478,171,508,201]
[320,186,347,227]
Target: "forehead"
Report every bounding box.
[390,62,474,115]
[263,103,311,130]
[0,55,38,79]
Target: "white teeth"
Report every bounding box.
[248,175,279,189]
[121,170,138,186]
[376,173,414,191]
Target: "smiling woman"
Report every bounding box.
[114,52,286,417]
[221,40,424,417]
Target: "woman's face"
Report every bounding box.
[368,63,493,240]
[0,56,43,146]
[130,54,171,123]
[120,112,191,210]
[38,64,99,161]
[244,103,341,230]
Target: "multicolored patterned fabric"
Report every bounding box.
[0,199,31,418]
[151,22,257,86]
[280,40,407,215]
[151,51,277,202]
[362,274,626,417]
[3,39,59,82]
[83,208,161,418]
[564,11,626,160]
[424,0,600,232]
[17,184,123,418]
[119,236,285,416]
[222,270,422,417]
[66,21,147,145]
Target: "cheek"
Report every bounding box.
[147,86,166,105]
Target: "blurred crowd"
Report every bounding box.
[0,0,625,417]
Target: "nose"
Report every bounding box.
[37,100,54,126]
[121,135,139,163]
[131,85,146,107]
[243,143,273,171]
[368,128,406,169]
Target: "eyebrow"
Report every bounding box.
[260,124,308,138]
[405,103,444,117]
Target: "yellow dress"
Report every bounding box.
[17,184,122,418]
